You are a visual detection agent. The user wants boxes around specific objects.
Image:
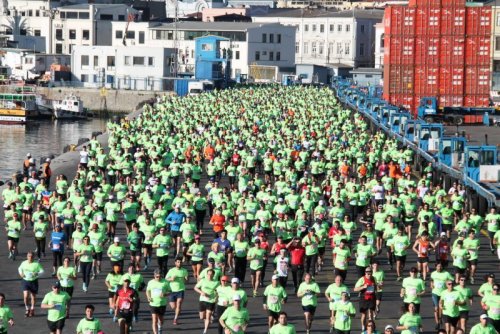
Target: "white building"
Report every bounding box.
[252,8,383,68]
[111,21,296,79]
[165,0,226,18]
[71,45,173,90]
[374,21,384,69]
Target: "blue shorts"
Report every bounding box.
[169,291,185,302]
[431,293,440,307]
[302,305,316,314]
[22,280,39,294]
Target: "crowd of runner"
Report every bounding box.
[0,85,499,334]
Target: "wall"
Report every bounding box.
[36,87,161,113]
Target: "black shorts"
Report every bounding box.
[395,255,407,263]
[92,252,103,261]
[130,250,140,257]
[467,259,478,266]
[359,298,376,312]
[108,291,116,298]
[417,257,429,264]
[442,315,459,327]
[150,305,166,316]
[7,236,19,243]
[318,247,325,256]
[375,230,383,238]
[375,292,383,301]
[459,311,469,320]
[22,280,38,294]
[268,310,279,319]
[442,224,452,232]
[199,301,215,312]
[455,267,466,275]
[404,220,414,227]
[22,208,32,214]
[171,231,181,239]
[169,291,184,302]
[192,260,203,265]
[47,318,65,331]
[118,310,133,323]
[107,220,118,227]
[143,244,153,253]
[302,305,316,314]
[61,286,74,297]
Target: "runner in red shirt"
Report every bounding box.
[113,279,137,334]
[287,237,305,292]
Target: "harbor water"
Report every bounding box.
[0,118,108,180]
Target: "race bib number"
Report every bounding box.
[408,287,417,296]
[122,301,131,310]
[152,288,162,298]
[53,243,61,250]
[35,231,44,238]
[268,295,279,304]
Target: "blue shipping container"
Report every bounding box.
[174,79,193,96]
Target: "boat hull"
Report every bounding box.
[0,108,27,124]
[54,109,88,120]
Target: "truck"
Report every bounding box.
[188,80,214,96]
[417,97,500,125]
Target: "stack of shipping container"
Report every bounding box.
[383,0,492,116]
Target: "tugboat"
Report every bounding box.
[53,94,91,120]
[0,87,39,124]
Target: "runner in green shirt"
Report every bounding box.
[6,213,21,260]
[325,275,350,329]
[331,292,356,333]
[40,281,71,332]
[18,251,44,317]
[219,295,249,334]
[397,303,422,334]
[166,258,189,324]
[332,239,351,281]
[463,230,480,284]
[76,304,102,334]
[469,315,497,334]
[263,275,288,329]
[440,280,465,334]
[187,235,205,279]
[247,239,266,297]
[400,268,425,312]
[146,269,170,334]
[480,284,500,323]
[297,273,321,334]
[354,236,374,278]
[107,237,126,268]
[430,263,454,328]
[194,269,220,333]
[0,293,14,333]
[270,312,296,334]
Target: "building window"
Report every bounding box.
[93,55,99,68]
[360,43,365,56]
[276,52,280,61]
[107,56,115,68]
[328,42,334,55]
[262,33,266,43]
[115,30,123,39]
[139,31,145,44]
[330,24,334,32]
[345,43,350,55]
[133,57,144,65]
[55,44,62,54]
[118,14,125,21]
[304,24,309,32]
[55,29,63,40]
[235,51,240,59]
[82,30,89,40]
[100,14,113,20]
[338,25,342,32]
[124,56,131,65]
[269,51,274,61]
[312,42,317,54]
[81,55,89,67]
[346,25,350,32]
[34,29,41,36]
[277,34,281,43]
[312,24,317,32]
[79,12,89,19]
[69,30,76,40]
[320,24,324,33]
[35,10,39,16]
[126,31,135,39]
[81,74,88,82]
[255,51,260,61]
[148,57,154,66]
[337,42,342,54]
[295,42,299,53]
[319,42,324,55]
[496,36,500,51]
[269,34,274,43]
[361,25,365,33]
[497,13,500,26]
[303,42,308,54]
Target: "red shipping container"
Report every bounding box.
[441,0,465,7]
[409,0,441,7]
[465,36,490,66]
[414,66,439,95]
[466,7,492,36]
[463,95,490,107]
[415,37,439,65]
[387,36,415,65]
[439,95,464,107]
[440,7,465,35]
[465,66,491,95]
[415,8,441,35]
[439,67,464,95]
[384,6,416,36]
[390,94,415,112]
[439,36,465,66]
[387,65,415,94]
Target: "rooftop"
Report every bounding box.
[57,3,129,10]
[350,67,383,74]
[252,8,384,19]
[152,21,282,31]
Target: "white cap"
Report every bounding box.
[278,198,284,202]
[480,314,488,320]
[114,237,120,242]
[319,200,324,205]
[272,274,279,280]
[232,294,241,301]
[385,325,394,331]
[440,232,446,237]
[26,153,31,157]
[231,277,240,284]
[46,158,51,162]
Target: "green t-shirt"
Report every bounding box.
[332,300,356,331]
[120,273,144,291]
[263,285,287,312]
[325,283,349,309]
[431,271,453,296]
[57,266,76,288]
[402,277,425,304]
[107,244,126,261]
[354,244,373,267]
[152,234,173,257]
[166,267,188,292]
[78,244,94,263]
[270,323,296,334]
[234,240,249,258]
[247,247,265,270]
[392,234,410,256]
[195,278,220,303]
[482,294,500,320]
[76,317,102,334]
[452,247,469,269]
[332,247,351,270]
[469,323,497,334]
[41,291,70,321]
[187,243,205,262]
[18,260,44,281]
[220,306,249,334]
[147,279,170,307]
[440,290,463,317]
[463,238,480,260]
[297,282,321,306]
[105,273,123,292]
[0,305,13,332]
[454,285,472,311]
[398,312,422,334]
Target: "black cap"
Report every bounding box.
[52,281,61,288]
